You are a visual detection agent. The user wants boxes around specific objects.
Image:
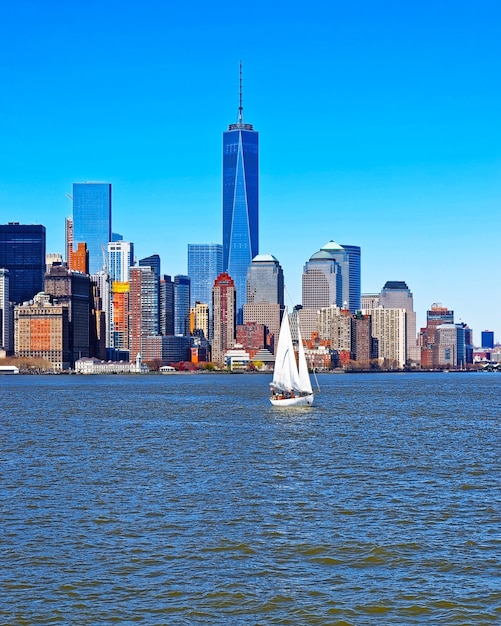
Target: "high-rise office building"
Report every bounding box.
[160,275,175,336]
[302,241,360,313]
[421,304,454,357]
[222,65,259,323]
[243,254,284,352]
[174,275,190,336]
[351,312,373,366]
[0,269,13,353]
[379,281,419,364]
[302,242,343,312]
[212,272,236,364]
[129,266,158,359]
[481,330,494,349]
[72,182,112,275]
[434,323,457,368]
[108,241,134,283]
[45,264,93,365]
[0,223,46,304]
[139,254,160,333]
[187,243,223,327]
[340,244,361,313]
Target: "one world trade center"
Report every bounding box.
[222,64,259,324]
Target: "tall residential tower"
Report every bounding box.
[222,65,259,323]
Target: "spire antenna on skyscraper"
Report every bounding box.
[238,60,244,124]
[223,63,259,324]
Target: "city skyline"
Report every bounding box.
[0,1,499,339]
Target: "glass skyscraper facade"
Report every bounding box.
[174,275,191,336]
[0,223,46,304]
[73,182,112,275]
[187,243,223,339]
[222,79,258,324]
[341,244,361,313]
[243,254,284,354]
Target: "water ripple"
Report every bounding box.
[1,372,500,624]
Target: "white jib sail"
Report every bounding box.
[272,311,301,392]
[297,324,313,394]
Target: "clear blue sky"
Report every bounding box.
[1,0,500,343]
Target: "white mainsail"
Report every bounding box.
[271,311,302,392]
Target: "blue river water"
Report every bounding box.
[1,372,500,624]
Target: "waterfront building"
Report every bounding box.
[45,264,93,365]
[222,66,259,323]
[0,269,13,354]
[0,223,46,304]
[160,275,175,336]
[129,266,158,359]
[14,293,70,371]
[433,323,457,368]
[212,272,236,364]
[224,343,250,370]
[455,322,471,369]
[108,241,134,282]
[187,243,223,324]
[144,335,191,364]
[174,275,190,337]
[75,354,147,374]
[189,301,209,339]
[423,304,454,344]
[72,182,112,275]
[379,281,419,364]
[351,312,373,366]
[243,254,284,353]
[420,303,454,367]
[367,307,407,369]
[481,330,494,349]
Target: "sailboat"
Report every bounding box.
[270,311,315,407]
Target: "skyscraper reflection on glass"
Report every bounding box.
[73,182,112,275]
[222,67,258,324]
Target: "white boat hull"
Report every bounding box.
[270,393,314,407]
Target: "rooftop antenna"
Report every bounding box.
[238,60,244,124]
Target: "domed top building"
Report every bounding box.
[302,241,361,313]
